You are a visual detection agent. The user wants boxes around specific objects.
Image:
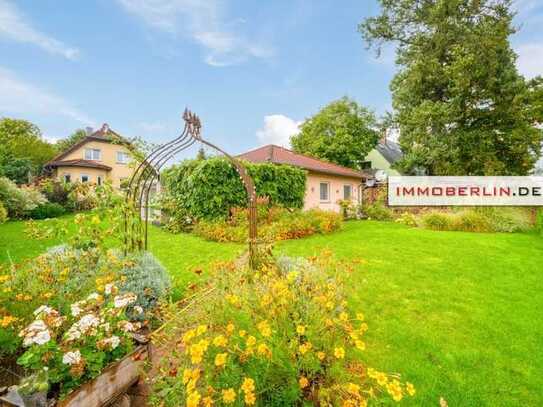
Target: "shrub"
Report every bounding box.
[0,177,47,218]
[68,182,98,211]
[472,207,532,233]
[39,179,74,210]
[420,211,455,231]
[362,203,394,221]
[117,252,171,320]
[193,208,343,243]
[29,202,66,219]
[395,212,417,227]
[149,254,415,406]
[0,201,7,223]
[161,157,307,222]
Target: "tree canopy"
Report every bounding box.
[55,129,87,153]
[0,118,56,183]
[360,0,543,175]
[290,97,380,170]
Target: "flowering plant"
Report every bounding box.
[149,253,415,406]
[16,287,139,396]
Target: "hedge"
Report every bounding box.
[161,157,307,220]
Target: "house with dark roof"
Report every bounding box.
[238,144,366,213]
[362,139,404,180]
[45,124,134,189]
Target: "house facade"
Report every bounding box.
[45,124,134,189]
[362,139,403,181]
[238,145,365,213]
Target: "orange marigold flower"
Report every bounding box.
[299,376,309,389]
[222,388,236,404]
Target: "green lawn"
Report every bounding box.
[1,219,541,406]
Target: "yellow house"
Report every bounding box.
[45,124,134,189]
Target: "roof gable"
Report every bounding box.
[238,145,364,179]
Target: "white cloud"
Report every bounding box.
[117,0,273,66]
[516,43,543,79]
[0,0,79,60]
[0,67,94,126]
[256,115,301,148]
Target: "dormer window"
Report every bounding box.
[85,148,101,161]
[116,151,130,164]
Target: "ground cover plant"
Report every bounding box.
[149,251,415,406]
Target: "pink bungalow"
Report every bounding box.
[238,145,367,213]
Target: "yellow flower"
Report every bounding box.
[257,343,271,358]
[339,312,349,322]
[213,335,228,347]
[317,351,326,361]
[222,388,236,404]
[186,391,201,407]
[355,340,366,351]
[239,329,247,337]
[257,320,271,337]
[202,396,214,407]
[346,383,360,396]
[298,342,312,355]
[214,352,227,367]
[226,322,235,334]
[406,382,416,396]
[246,336,257,347]
[196,324,208,336]
[386,380,403,402]
[375,372,388,386]
[342,400,357,407]
[182,368,192,385]
[91,215,101,224]
[241,377,255,393]
[244,392,256,405]
[299,376,309,389]
[356,313,365,321]
[334,347,345,359]
[325,301,334,310]
[0,315,18,328]
[0,275,10,283]
[296,325,306,335]
[183,329,196,344]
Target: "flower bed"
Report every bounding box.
[148,252,415,406]
[192,207,343,243]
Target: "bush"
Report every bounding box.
[420,211,454,231]
[0,177,47,218]
[473,207,532,233]
[149,254,415,406]
[39,179,74,210]
[29,202,66,219]
[193,207,343,242]
[161,157,307,222]
[0,201,7,223]
[362,203,394,221]
[395,212,417,227]
[118,252,171,320]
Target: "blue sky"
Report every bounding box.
[0,0,542,158]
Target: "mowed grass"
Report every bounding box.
[1,218,541,406]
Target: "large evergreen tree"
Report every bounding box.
[290,97,379,170]
[360,0,543,175]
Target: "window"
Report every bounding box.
[81,174,89,183]
[63,174,71,183]
[97,176,102,186]
[85,148,101,160]
[116,151,130,164]
[319,182,329,201]
[343,184,352,200]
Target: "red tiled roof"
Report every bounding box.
[238,145,365,179]
[46,159,112,171]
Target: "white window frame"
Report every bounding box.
[116,151,130,164]
[84,148,101,161]
[343,184,353,200]
[319,182,330,202]
[80,174,90,183]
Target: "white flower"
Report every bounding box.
[65,325,82,341]
[133,306,144,315]
[19,320,51,347]
[62,350,82,365]
[113,293,137,308]
[33,305,53,316]
[77,314,100,332]
[71,303,83,317]
[104,283,116,295]
[87,293,100,301]
[108,335,120,349]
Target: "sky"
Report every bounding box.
[0,0,542,160]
